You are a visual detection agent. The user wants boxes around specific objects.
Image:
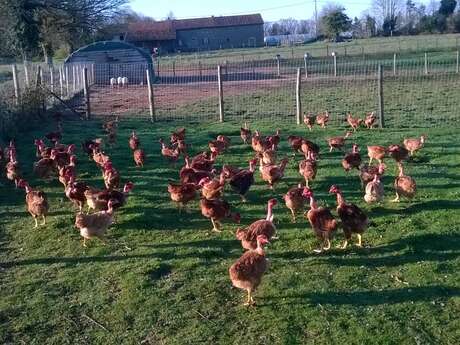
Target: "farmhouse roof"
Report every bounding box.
[126,21,176,41]
[173,14,263,30]
[125,14,263,42]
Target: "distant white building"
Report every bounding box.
[264,34,315,46]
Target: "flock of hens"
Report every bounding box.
[1,110,426,306]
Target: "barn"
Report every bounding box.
[123,14,264,54]
[64,41,154,85]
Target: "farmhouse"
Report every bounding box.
[122,14,264,53]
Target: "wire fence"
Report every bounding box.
[157,34,460,65]
[1,50,460,128]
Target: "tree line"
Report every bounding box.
[265,0,460,40]
[0,0,136,62]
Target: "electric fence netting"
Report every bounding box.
[1,50,459,128]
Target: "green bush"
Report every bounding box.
[0,85,50,141]
[53,46,70,61]
[0,70,13,81]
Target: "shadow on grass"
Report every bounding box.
[263,232,460,265]
[317,232,460,267]
[3,233,458,271]
[139,238,237,249]
[371,199,460,218]
[264,285,460,306]
[0,247,234,268]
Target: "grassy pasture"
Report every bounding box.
[1,118,459,344]
[159,34,460,65]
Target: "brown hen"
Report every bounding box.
[18,180,49,228]
[303,113,316,131]
[236,199,278,250]
[403,135,426,156]
[393,162,416,202]
[168,182,197,211]
[342,144,362,172]
[283,184,308,222]
[200,198,240,232]
[75,199,115,247]
[299,151,317,187]
[259,157,289,189]
[330,185,368,249]
[327,131,352,152]
[303,188,338,253]
[240,122,252,144]
[367,145,386,164]
[229,234,269,306]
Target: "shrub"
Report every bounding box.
[54,46,70,61]
[0,70,13,81]
[0,85,50,141]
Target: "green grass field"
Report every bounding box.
[1,118,459,344]
[160,33,460,65]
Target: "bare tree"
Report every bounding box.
[372,0,403,31]
[278,18,299,35]
[297,20,315,34]
[372,0,402,23]
[427,0,440,14]
[263,22,273,36]
[165,11,175,20]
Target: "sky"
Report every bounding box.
[129,0,374,22]
[130,0,435,22]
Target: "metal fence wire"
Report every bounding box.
[1,50,460,127]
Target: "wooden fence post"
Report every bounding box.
[172,60,175,77]
[24,61,30,87]
[59,66,63,96]
[424,53,428,75]
[326,45,329,57]
[65,66,69,97]
[304,56,308,79]
[378,64,385,128]
[146,68,155,122]
[12,64,20,105]
[276,56,281,77]
[333,54,337,77]
[72,65,76,92]
[199,61,202,78]
[393,53,397,76]
[39,67,44,88]
[83,67,91,120]
[36,65,42,87]
[49,65,54,93]
[91,64,95,85]
[456,51,459,74]
[35,66,45,114]
[361,46,364,59]
[75,65,79,89]
[78,65,82,88]
[217,65,224,122]
[296,68,301,125]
